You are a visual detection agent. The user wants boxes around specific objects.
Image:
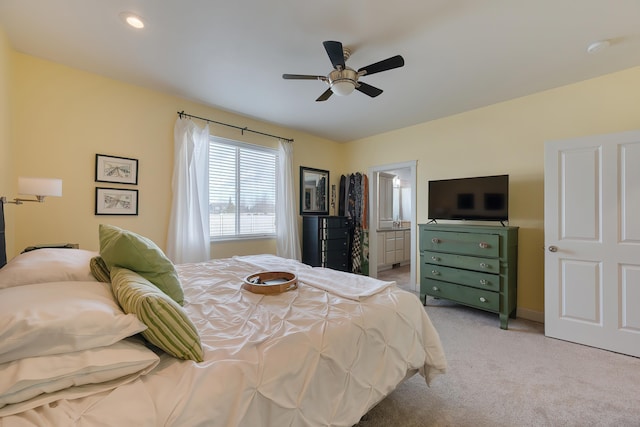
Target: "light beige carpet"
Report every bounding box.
[354,295,640,427]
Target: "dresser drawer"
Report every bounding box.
[323,227,349,240]
[321,217,350,228]
[323,249,348,263]
[322,238,348,252]
[424,279,499,312]
[422,250,500,273]
[325,259,349,271]
[420,230,499,257]
[423,264,499,291]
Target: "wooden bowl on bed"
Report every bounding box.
[242,271,298,294]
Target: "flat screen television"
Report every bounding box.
[428,174,509,221]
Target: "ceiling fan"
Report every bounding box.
[282,41,405,102]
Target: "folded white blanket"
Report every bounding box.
[233,254,312,273]
[233,255,396,301]
[298,268,396,300]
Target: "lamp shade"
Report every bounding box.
[331,80,356,96]
[18,177,63,197]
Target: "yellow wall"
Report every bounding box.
[344,66,640,315]
[10,53,344,258]
[5,36,640,316]
[0,28,14,256]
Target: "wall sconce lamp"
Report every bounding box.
[1,177,63,205]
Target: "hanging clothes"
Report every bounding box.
[351,173,363,274]
[361,174,370,276]
[347,174,356,221]
[339,175,346,216]
[336,172,371,275]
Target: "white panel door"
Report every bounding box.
[544,130,640,357]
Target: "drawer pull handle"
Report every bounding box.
[431,270,440,276]
[479,279,488,285]
[432,286,439,291]
[479,242,489,249]
[431,256,439,261]
[479,297,487,303]
[431,238,441,244]
[479,262,489,268]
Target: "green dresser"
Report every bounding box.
[419,223,518,329]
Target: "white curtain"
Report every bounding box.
[167,118,210,264]
[276,140,301,260]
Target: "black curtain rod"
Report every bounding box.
[177,111,293,143]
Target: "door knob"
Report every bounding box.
[548,246,558,252]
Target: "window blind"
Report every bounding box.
[209,137,277,239]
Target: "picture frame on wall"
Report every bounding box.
[300,166,329,216]
[95,154,138,185]
[95,187,138,215]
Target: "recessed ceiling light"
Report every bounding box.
[586,40,610,54]
[120,12,145,29]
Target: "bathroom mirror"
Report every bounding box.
[300,166,329,215]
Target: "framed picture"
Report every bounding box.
[95,187,138,215]
[95,154,138,185]
[300,166,329,215]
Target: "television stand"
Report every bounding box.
[419,223,518,329]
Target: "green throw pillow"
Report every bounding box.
[99,224,184,305]
[110,267,204,362]
[89,256,111,283]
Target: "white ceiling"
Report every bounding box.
[1,0,639,142]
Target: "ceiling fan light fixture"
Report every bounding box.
[331,80,356,96]
[328,68,358,96]
[282,40,404,101]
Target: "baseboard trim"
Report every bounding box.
[517,307,544,324]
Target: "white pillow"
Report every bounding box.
[0,248,99,289]
[0,281,147,364]
[0,338,159,412]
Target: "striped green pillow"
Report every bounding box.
[89,256,111,282]
[110,267,204,362]
[99,224,184,305]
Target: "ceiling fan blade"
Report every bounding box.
[357,55,405,76]
[356,82,383,98]
[316,88,333,102]
[282,74,325,80]
[323,40,345,70]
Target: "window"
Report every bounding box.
[209,137,277,240]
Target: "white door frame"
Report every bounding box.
[368,160,417,290]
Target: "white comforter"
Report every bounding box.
[1,255,446,426]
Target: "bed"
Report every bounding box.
[0,225,447,426]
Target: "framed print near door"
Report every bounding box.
[95,187,138,215]
[95,154,138,185]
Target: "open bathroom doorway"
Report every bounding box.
[368,160,417,292]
